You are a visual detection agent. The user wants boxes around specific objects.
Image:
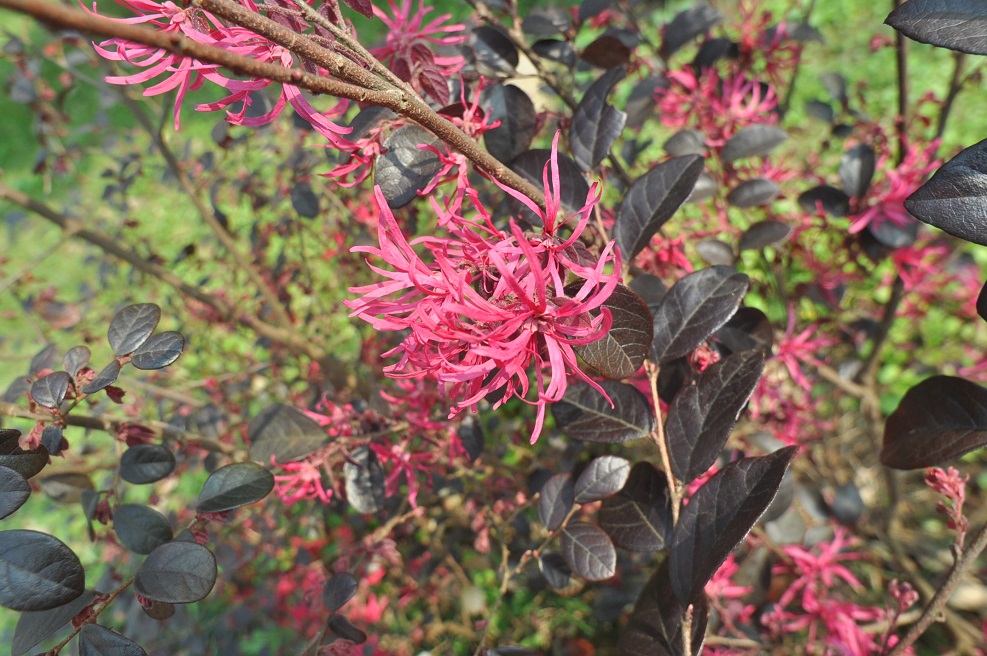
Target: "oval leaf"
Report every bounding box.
[119,445,176,485]
[618,560,709,656]
[663,129,706,157]
[615,155,705,260]
[840,143,876,199]
[727,178,780,208]
[598,462,672,552]
[113,504,173,555]
[581,35,631,69]
[882,375,987,468]
[904,138,987,246]
[30,371,71,409]
[248,404,329,465]
[738,220,792,251]
[323,572,358,612]
[39,472,93,504]
[668,447,798,604]
[135,541,217,604]
[661,4,723,58]
[799,184,851,217]
[560,522,616,581]
[574,284,653,380]
[290,181,319,219]
[344,445,385,513]
[0,430,48,480]
[374,125,443,208]
[130,331,184,370]
[570,66,627,171]
[538,552,574,592]
[574,456,630,503]
[108,304,160,356]
[197,462,275,513]
[328,615,367,644]
[12,590,97,656]
[720,125,788,162]
[537,472,574,531]
[552,380,654,443]
[81,360,122,395]
[695,239,735,266]
[886,0,987,55]
[483,84,537,163]
[29,344,59,377]
[470,26,519,75]
[0,465,30,520]
[79,623,147,656]
[651,266,749,363]
[0,530,85,611]
[666,350,765,483]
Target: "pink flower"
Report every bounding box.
[273,457,333,505]
[774,306,837,394]
[347,134,620,443]
[926,466,969,548]
[847,139,940,235]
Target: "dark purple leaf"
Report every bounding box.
[840,143,876,199]
[531,39,576,67]
[738,220,792,251]
[720,125,788,163]
[197,462,274,513]
[599,462,673,552]
[978,280,987,323]
[629,274,666,309]
[346,106,395,141]
[615,155,705,260]
[669,447,798,604]
[470,26,518,75]
[578,0,612,23]
[574,456,630,503]
[805,99,835,123]
[574,284,653,380]
[537,472,574,531]
[552,381,654,443]
[107,304,160,356]
[830,481,865,525]
[692,37,738,70]
[323,572,358,612]
[291,181,320,218]
[509,149,589,224]
[81,360,121,395]
[560,522,616,580]
[904,138,987,246]
[538,552,573,592]
[713,306,773,356]
[0,430,48,480]
[661,4,724,58]
[882,375,987,468]
[79,623,147,656]
[135,541,216,604]
[663,129,706,157]
[113,504,173,555]
[344,445,385,513]
[686,171,717,203]
[727,178,780,208]
[821,71,848,104]
[799,184,851,217]
[375,125,443,208]
[341,0,373,19]
[867,217,919,249]
[39,473,93,503]
[29,344,59,376]
[248,404,329,465]
[886,0,987,55]
[11,590,97,656]
[651,266,749,363]
[666,350,765,482]
[695,239,735,266]
[522,7,570,36]
[581,35,631,68]
[482,84,537,163]
[570,66,627,171]
[30,371,71,409]
[618,561,708,656]
[458,415,485,461]
[0,530,85,611]
[62,346,90,378]
[119,445,176,485]
[130,331,184,370]
[329,615,367,644]
[2,377,29,403]
[0,465,29,520]
[625,76,663,130]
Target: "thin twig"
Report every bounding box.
[647,361,680,524]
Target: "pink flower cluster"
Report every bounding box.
[346,135,620,443]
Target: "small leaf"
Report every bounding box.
[868,217,919,249]
[615,155,705,260]
[618,560,709,656]
[738,220,792,251]
[135,541,217,604]
[130,331,184,370]
[374,125,443,208]
[341,0,373,19]
[581,35,631,68]
[882,375,987,468]
[714,306,774,356]
[598,462,672,552]
[669,447,798,604]
[886,0,987,55]
[651,266,749,363]
[532,39,576,67]
[248,404,329,465]
[538,552,573,592]
[692,37,738,70]
[661,4,723,58]
[799,184,851,217]
[666,350,765,483]
[344,445,385,513]
[197,462,275,513]
[482,85,537,163]
[470,26,519,75]
[29,344,59,377]
[323,572,358,612]
[113,504,173,555]
[840,143,876,199]
[42,425,64,457]
[904,138,987,246]
[79,623,147,656]
[687,171,717,203]
[522,7,570,36]
[107,304,160,356]
[695,239,735,266]
[805,99,835,123]
[626,76,663,130]
[570,66,627,171]
[720,125,788,162]
[552,381,654,443]
[537,472,574,531]
[0,430,48,479]
[0,465,30,520]
[328,615,367,644]
[30,371,71,409]
[119,445,176,485]
[663,129,706,157]
[39,472,93,504]
[574,284,653,380]
[458,415,485,461]
[81,360,121,395]
[978,280,987,323]
[727,178,780,208]
[574,456,630,503]
[560,522,616,581]
[0,530,85,611]
[291,181,320,218]
[11,590,96,656]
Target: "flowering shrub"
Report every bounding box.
[1,0,987,655]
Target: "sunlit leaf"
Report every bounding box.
[135,541,217,604]
[904,138,987,246]
[560,522,616,580]
[107,304,160,356]
[553,381,654,443]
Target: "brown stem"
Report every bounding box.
[49,578,136,655]
[647,361,680,524]
[934,52,966,145]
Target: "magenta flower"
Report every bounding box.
[847,139,940,235]
[347,134,620,443]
